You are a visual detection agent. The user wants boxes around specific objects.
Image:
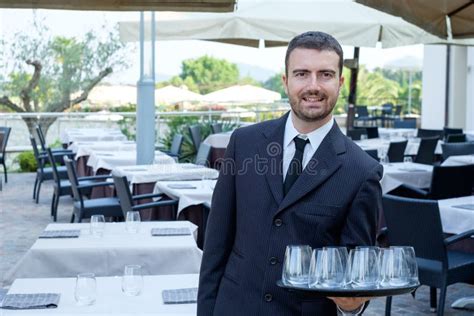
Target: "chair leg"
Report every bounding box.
[437,284,447,316]
[430,287,437,312]
[385,296,392,316]
[2,162,6,183]
[35,180,42,203]
[53,194,60,222]
[70,213,75,223]
[33,177,38,199]
[50,193,56,216]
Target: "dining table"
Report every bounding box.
[441,154,474,166]
[380,162,433,194]
[2,274,198,315]
[60,128,127,145]
[4,222,202,285]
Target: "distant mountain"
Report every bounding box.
[236,63,277,82]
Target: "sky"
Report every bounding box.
[0,1,424,84]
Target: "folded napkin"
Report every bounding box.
[452,204,474,211]
[162,288,198,304]
[167,183,196,189]
[0,293,60,309]
[39,230,81,238]
[151,227,191,236]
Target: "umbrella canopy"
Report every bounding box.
[203,85,281,103]
[155,85,203,104]
[356,0,474,40]
[0,0,236,12]
[119,0,445,48]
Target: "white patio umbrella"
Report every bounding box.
[119,0,446,48]
[155,85,203,104]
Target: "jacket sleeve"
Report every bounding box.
[340,163,383,248]
[197,132,237,316]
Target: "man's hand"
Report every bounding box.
[328,297,370,313]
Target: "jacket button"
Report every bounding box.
[269,257,278,265]
[264,293,273,302]
[274,218,283,227]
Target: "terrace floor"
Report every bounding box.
[1,173,473,315]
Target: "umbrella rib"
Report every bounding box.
[447,0,474,17]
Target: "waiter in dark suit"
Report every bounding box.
[198,31,383,315]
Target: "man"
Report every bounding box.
[198,31,383,315]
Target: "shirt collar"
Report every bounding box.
[284,111,334,148]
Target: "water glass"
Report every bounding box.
[308,248,324,288]
[318,247,347,288]
[90,215,105,237]
[122,264,143,296]
[282,245,312,286]
[349,247,380,288]
[125,211,141,233]
[403,156,413,163]
[75,273,96,305]
[380,153,390,165]
[360,134,368,141]
[392,246,418,285]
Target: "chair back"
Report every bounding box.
[35,125,47,151]
[30,136,45,173]
[113,176,134,217]
[188,125,202,152]
[429,164,474,200]
[393,105,402,116]
[64,156,84,206]
[355,106,369,117]
[417,128,444,138]
[382,195,447,263]
[195,143,212,166]
[443,127,463,141]
[381,103,393,115]
[393,119,416,129]
[414,136,439,165]
[0,127,11,156]
[441,142,474,160]
[46,148,61,186]
[446,133,466,143]
[170,134,184,156]
[346,129,366,141]
[365,126,379,139]
[386,140,407,162]
[364,149,379,161]
[211,123,223,134]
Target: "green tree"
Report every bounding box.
[180,55,239,94]
[263,72,286,98]
[0,16,129,136]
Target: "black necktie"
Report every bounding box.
[284,136,309,195]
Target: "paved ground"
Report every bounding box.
[1,173,473,315]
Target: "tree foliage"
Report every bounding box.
[0,15,130,135]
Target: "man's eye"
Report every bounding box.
[295,72,306,77]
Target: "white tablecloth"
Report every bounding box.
[442,155,474,166]
[380,162,433,194]
[378,128,417,139]
[465,130,474,142]
[154,180,216,216]
[5,222,202,285]
[86,151,176,173]
[355,138,442,157]
[69,141,136,158]
[4,274,198,315]
[113,164,219,185]
[202,131,233,148]
[60,128,127,144]
[438,196,474,235]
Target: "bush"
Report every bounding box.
[16,151,37,172]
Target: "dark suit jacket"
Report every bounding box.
[198,112,383,316]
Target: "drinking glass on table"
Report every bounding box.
[360,134,368,141]
[75,273,97,305]
[90,215,105,237]
[282,245,312,286]
[403,156,413,163]
[122,265,144,296]
[125,211,141,234]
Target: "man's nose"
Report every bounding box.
[307,73,320,89]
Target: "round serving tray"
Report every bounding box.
[276,280,419,297]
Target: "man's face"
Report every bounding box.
[282,48,344,123]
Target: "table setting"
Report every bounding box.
[380,162,433,194]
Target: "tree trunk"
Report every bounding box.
[23,116,57,143]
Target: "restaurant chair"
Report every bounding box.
[159,133,184,160]
[346,129,366,141]
[195,143,212,167]
[414,136,439,165]
[46,148,110,222]
[393,118,416,129]
[354,106,375,126]
[113,175,179,219]
[211,123,223,134]
[388,164,474,200]
[0,127,11,183]
[443,127,463,141]
[188,125,202,153]
[364,149,379,162]
[363,126,379,139]
[382,195,474,316]
[442,143,474,160]
[417,128,444,139]
[446,134,467,143]
[30,136,69,203]
[35,125,73,156]
[386,140,408,162]
[64,156,122,223]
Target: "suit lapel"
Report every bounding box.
[276,123,346,215]
[257,113,288,205]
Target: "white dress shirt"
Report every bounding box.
[282,111,334,181]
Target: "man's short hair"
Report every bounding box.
[285,31,344,76]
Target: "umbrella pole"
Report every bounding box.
[346,47,360,130]
[444,44,450,127]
